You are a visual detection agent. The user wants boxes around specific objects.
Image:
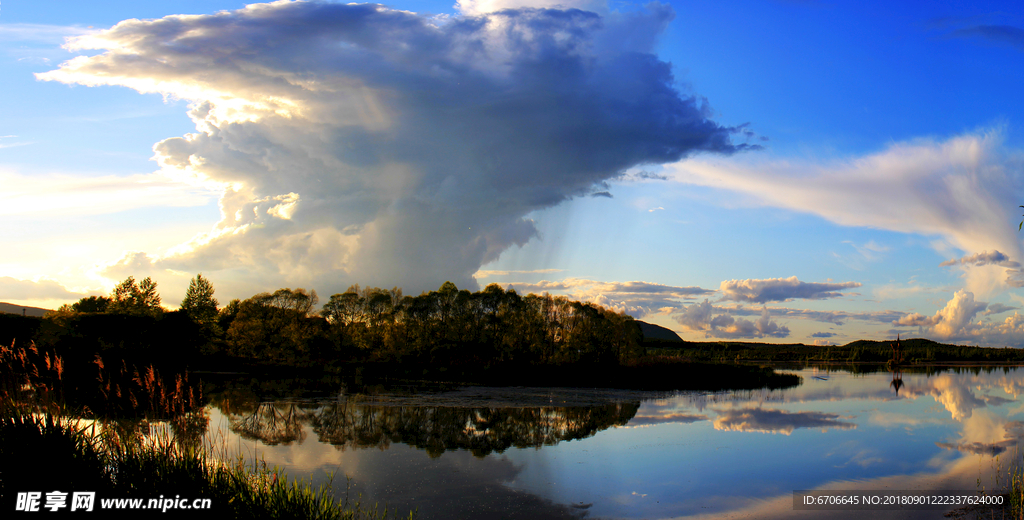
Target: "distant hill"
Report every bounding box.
[637,320,684,343]
[0,302,51,317]
[842,337,948,349]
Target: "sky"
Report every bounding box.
[3,0,1024,346]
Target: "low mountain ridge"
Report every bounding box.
[0,302,51,317]
[637,320,684,343]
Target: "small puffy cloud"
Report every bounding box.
[509,278,714,317]
[811,332,836,338]
[39,1,750,295]
[719,276,861,303]
[0,276,87,301]
[939,250,1020,268]
[675,301,790,339]
[983,303,1018,316]
[674,301,906,338]
[1004,269,1024,288]
[713,408,857,435]
[675,299,715,331]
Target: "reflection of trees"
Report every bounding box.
[230,402,313,445]
[170,409,210,449]
[310,398,640,458]
[890,367,903,396]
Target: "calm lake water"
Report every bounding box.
[201,367,1024,519]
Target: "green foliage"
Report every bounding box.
[47,296,113,324]
[226,288,327,364]
[181,274,219,326]
[73,295,111,313]
[108,276,163,317]
[320,281,644,367]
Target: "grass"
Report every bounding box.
[0,340,411,519]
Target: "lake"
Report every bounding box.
[199,366,1024,519]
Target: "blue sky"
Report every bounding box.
[3,0,1024,346]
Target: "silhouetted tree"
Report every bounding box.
[107,276,163,317]
[180,274,219,326]
[71,296,111,313]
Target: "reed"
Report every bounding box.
[0,340,410,519]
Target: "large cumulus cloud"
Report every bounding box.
[38,1,751,294]
[891,289,1024,347]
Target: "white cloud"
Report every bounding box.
[719,276,861,303]
[38,1,749,295]
[886,289,1024,346]
[0,23,95,45]
[893,289,987,338]
[669,130,1024,295]
[0,276,87,301]
[0,170,217,217]
[456,0,608,16]
[507,278,714,316]
[674,301,791,339]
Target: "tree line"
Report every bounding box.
[49,276,646,368]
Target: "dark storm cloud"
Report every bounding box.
[41,1,753,294]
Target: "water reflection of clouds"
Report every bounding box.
[200,369,1024,520]
[208,409,586,520]
[938,417,1024,456]
[901,374,999,421]
[868,410,946,428]
[983,394,1014,406]
[624,413,708,427]
[712,408,857,435]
